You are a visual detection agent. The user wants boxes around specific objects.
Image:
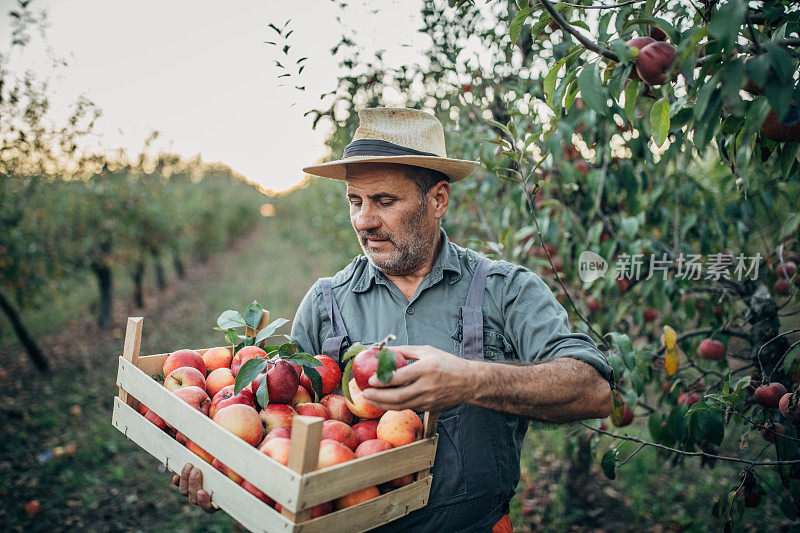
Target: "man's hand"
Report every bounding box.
[172,463,217,513]
[360,345,477,412]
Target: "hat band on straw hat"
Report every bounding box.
[342,139,440,158]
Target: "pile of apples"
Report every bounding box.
[138,344,423,516]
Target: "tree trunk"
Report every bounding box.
[92,263,114,329]
[132,260,145,308]
[564,431,596,523]
[173,252,185,279]
[0,289,50,373]
[151,249,167,289]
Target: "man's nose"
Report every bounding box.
[353,204,381,232]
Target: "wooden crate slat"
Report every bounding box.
[119,317,143,406]
[115,356,303,510]
[297,436,437,509]
[112,398,292,532]
[294,476,432,533]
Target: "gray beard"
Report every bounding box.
[358,201,434,276]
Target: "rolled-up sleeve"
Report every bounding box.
[501,265,614,385]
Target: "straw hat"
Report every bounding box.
[303,107,479,182]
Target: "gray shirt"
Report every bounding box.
[290,228,614,455]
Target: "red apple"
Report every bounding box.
[335,486,380,510]
[212,458,244,484]
[209,385,256,419]
[186,440,214,463]
[352,347,407,391]
[213,404,263,447]
[321,419,358,450]
[164,366,206,392]
[755,382,787,409]
[300,355,342,396]
[677,392,701,407]
[206,368,235,398]
[163,349,206,377]
[259,436,291,466]
[775,279,791,296]
[780,392,800,421]
[377,410,423,447]
[202,347,233,373]
[242,480,275,506]
[317,438,356,469]
[231,346,268,377]
[635,41,677,86]
[263,360,300,405]
[777,261,798,278]
[760,422,785,443]
[173,385,211,416]
[144,409,168,431]
[352,419,380,446]
[295,402,330,419]
[698,339,725,361]
[320,394,354,425]
[355,439,393,458]
[260,426,291,444]
[259,404,296,434]
[643,308,657,323]
[290,386,312,407]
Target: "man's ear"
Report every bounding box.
[430,180,450,220]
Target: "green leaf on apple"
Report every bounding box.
[244,301,264,330]
[376,348,398,384]
[284,352,322,367]
[342,358,354,403]
[218,310,246,329]
[254,318,289,344]
[234,357,267,395]
[303,365,323,402]
[256,374,268,407]
[342,342,366,362]
[224,328,239,345]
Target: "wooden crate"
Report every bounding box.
[112,316,439,532]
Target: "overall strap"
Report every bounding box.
[320,278,349,366]
[460,256,491,360]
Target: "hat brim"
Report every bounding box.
[303,155,479,183]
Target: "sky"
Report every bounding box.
[2,1,427,192]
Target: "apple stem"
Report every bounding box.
[378,334,397,350]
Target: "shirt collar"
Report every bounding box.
[353,227,462,293]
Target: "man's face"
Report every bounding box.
[345,163,442,276]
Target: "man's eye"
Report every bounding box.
[379,200,394,207]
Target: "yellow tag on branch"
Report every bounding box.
[665,345,679,376]
[663,325,676,350]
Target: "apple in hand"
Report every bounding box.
[353,347,406,391]
[163,349,206,377]
[164,366,206,391]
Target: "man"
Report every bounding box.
[175,107,613,531]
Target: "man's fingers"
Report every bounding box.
[368,361,421,388]
[363,382,422,407]
[391,345,424,360]
[197,490,218,514]
[178,463,193,496]
[172,474,180,487]
[188,467,203,503]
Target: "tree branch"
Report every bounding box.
[540,0,619,62]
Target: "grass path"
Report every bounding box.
[0,218,346,532]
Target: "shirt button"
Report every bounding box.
[406,307,415,315]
